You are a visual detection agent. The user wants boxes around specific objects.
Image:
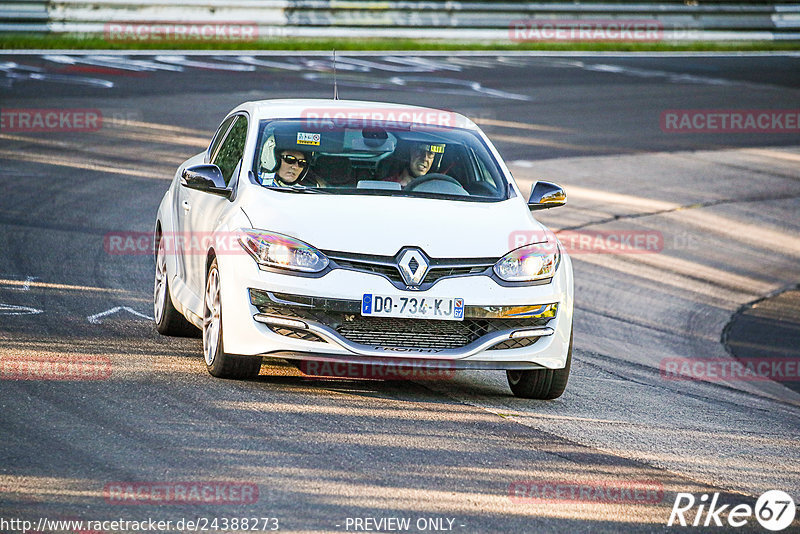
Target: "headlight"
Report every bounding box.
[494,241,560,282]
[238,229,329,273]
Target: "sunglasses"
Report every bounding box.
[280,154,308,167]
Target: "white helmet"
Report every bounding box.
[260,134,312,181]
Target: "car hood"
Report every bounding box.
[238,188,548,258]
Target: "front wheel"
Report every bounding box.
[154,235,197,337]
[203,257,261,379]
[506,330,572,399]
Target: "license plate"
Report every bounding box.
[361,294,464,321]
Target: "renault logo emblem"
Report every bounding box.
[397,248,429,286]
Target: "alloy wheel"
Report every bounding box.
[203,266,221,366]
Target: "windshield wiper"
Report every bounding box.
[262,186,331,194]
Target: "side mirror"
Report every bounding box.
[527,181,566,211]
[181,164,230,198]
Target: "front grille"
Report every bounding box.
[329,257,399,280]
[339,317,477,349]
[338,316,548,349]
[254,298,552,350]
[425,265,489,283]
[326,251,495,288]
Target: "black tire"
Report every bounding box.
[154,236,198,337]
[506,330,572,399]
[203,257,261,379]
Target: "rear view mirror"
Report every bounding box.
[527,181,566,211]
[181,164,230,198]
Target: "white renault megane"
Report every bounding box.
[153,99,574,399]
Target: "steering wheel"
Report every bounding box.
[405,173,462,190]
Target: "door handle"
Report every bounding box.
[182,200,190,212]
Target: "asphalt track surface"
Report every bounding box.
[1,52,799,533]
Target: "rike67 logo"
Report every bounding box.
[668,490,796,531]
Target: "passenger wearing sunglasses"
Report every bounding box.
[259,139,320,188]
[273,150,309,184]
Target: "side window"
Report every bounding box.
[212,115,248,186]
[208,116,236,162]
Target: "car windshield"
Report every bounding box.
[251,119,509,201]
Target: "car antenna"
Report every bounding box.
[333,49,339,100]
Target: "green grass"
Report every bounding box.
[1,33,799,52]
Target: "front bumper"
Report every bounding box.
[216,251,573,370]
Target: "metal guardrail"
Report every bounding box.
[1,1,799,40]
[1,0,49,32]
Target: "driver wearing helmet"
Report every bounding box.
[259,135,320,188]
[386,142,444,187]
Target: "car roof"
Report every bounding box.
[231,99,479,131]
